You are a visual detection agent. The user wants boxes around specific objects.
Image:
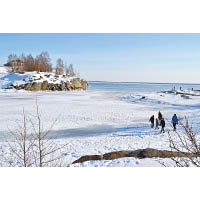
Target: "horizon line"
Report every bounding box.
[87,80,200,85]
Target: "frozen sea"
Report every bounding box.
[1,81,200,166]
[89,81,200,93]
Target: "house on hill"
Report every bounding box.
[4,59,24,73]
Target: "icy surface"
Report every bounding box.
[1,67,200,166]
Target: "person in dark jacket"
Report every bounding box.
[149,115,154,128]
[160,118,165,133]
[158,111,163,125]
[171,114,178,131]
[155,118,159,129]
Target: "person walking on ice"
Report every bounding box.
[158,111,163,125]
[172,114,178,131]
[149,115,154,128]
[155,118,159,129]
[160,118,165,133]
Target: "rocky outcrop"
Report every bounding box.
[70,78,82,89]
[72,148,198,164]
[7,78,88,91]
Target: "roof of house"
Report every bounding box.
[4,59,24,66]
[10,59,23,63]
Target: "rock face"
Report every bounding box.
[41,80,49,90]
[72,148,198,164]
[30,82,42,91]
[70,78,82,89]
[7,78,88,91]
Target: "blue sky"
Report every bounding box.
[0,33,200,83]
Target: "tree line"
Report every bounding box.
[6,51,77,76]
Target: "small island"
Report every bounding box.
[1,52,88,91]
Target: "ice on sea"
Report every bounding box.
[0,66,200,166]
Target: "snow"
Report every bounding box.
[0,66,200,167]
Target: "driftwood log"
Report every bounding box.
[72,148,198,164]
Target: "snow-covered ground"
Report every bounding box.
[0,66,200,167]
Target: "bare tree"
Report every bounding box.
[5,54,19,72]
[5,52,80,74]
[6,100,67,167]
[16,51,53,72]
[56,58,64,75]
[32,99,67,167]
[36,51,52,72]
[67,64,75,77]
[6,109,35,167]
[19,53,26,61]
[24,54,35,71]
[64,62,68,74]
[165,118,200,167]
[7,54,18,63]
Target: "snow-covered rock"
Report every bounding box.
[0,66,88,91]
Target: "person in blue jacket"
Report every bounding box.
[172,114,178,131]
